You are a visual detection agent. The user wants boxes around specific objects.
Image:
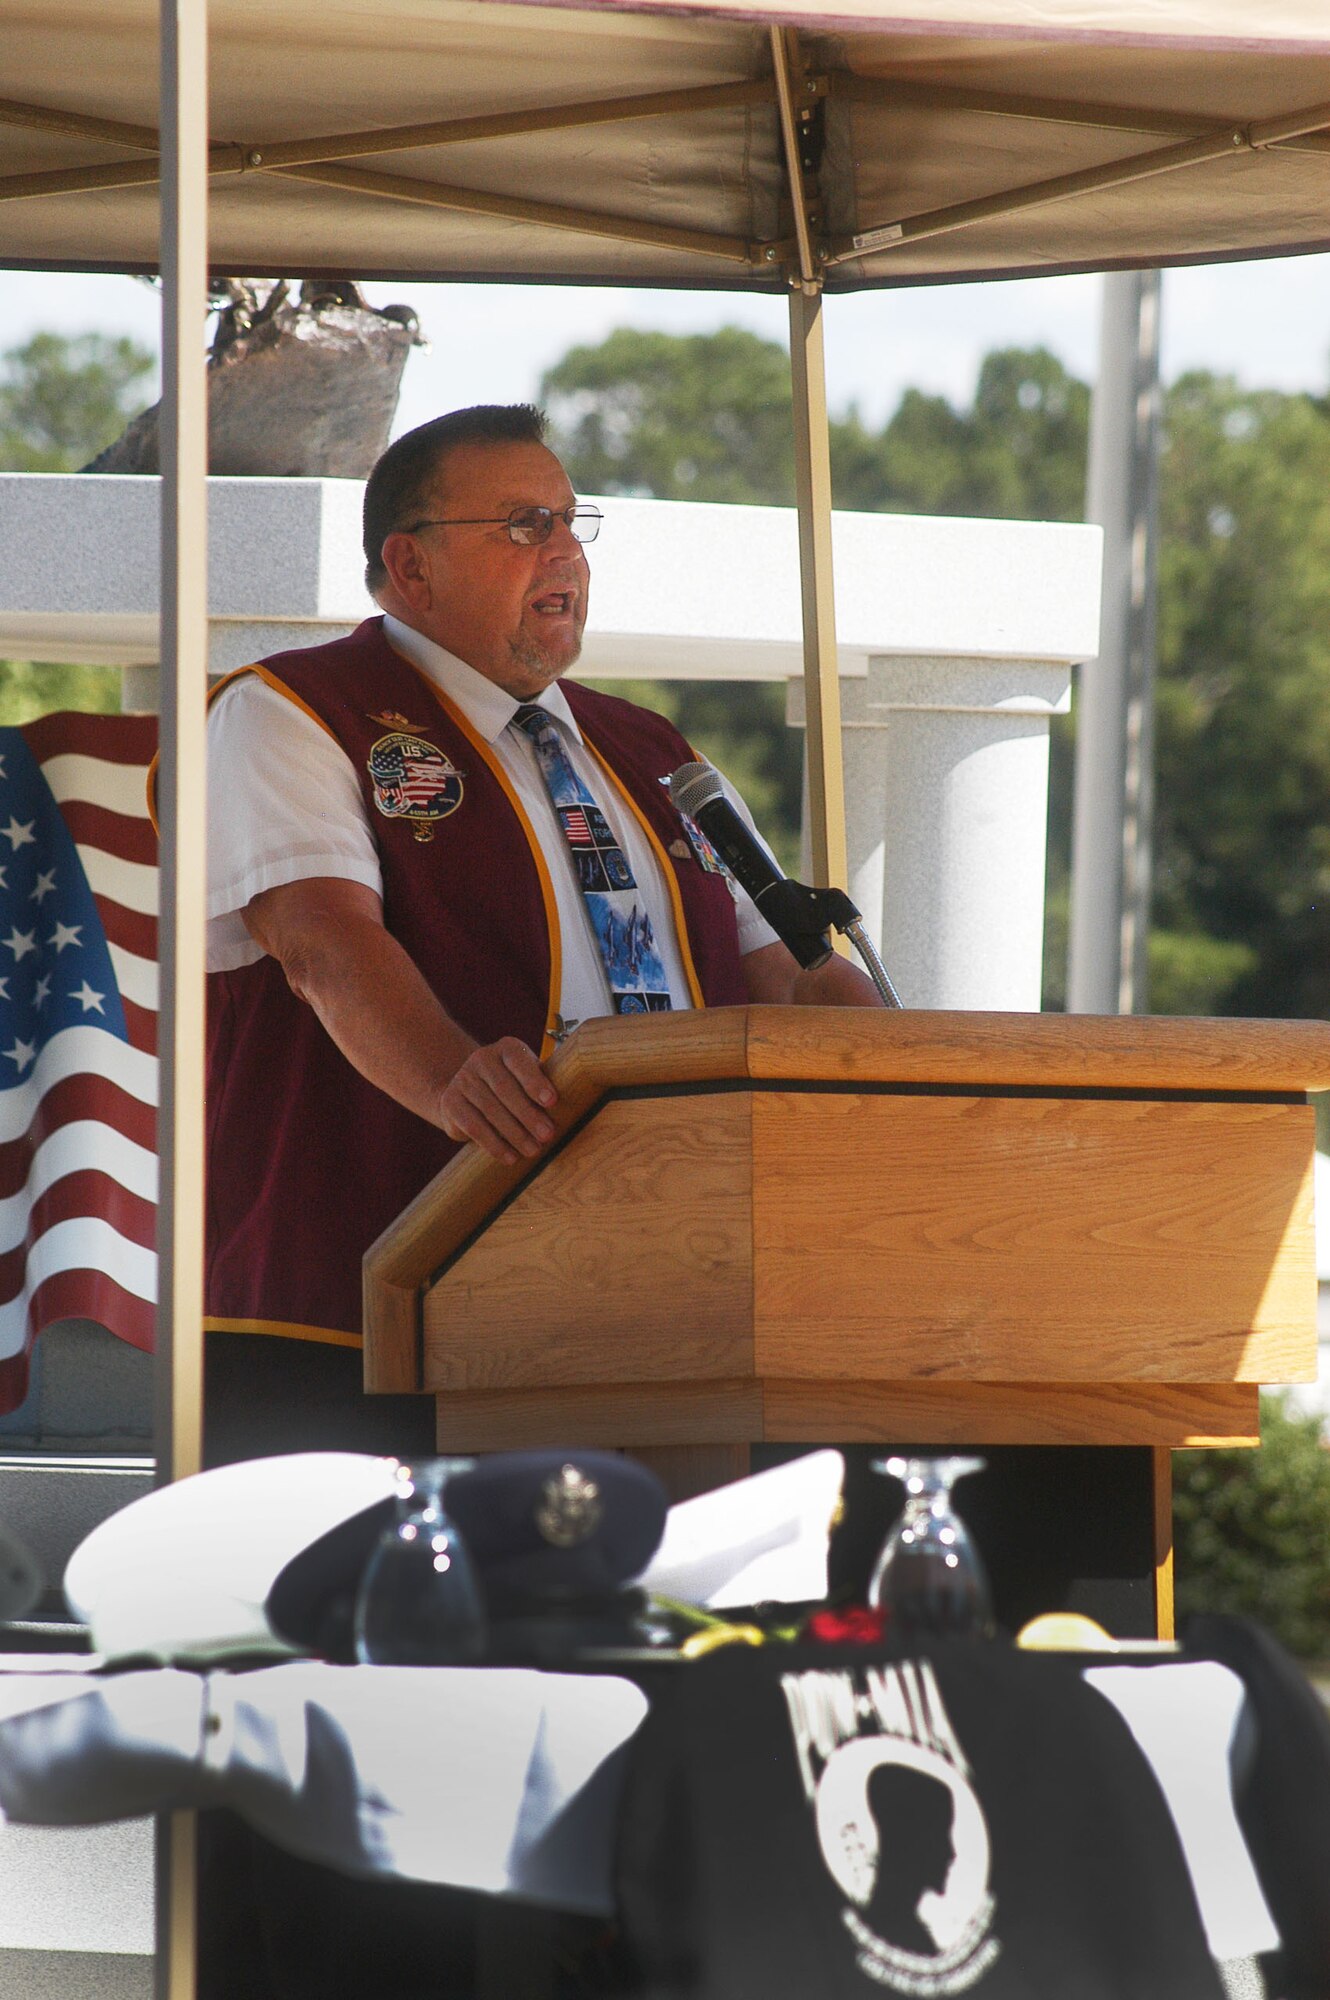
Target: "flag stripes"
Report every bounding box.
[0,713,159,1411]
[0,1127,156,1239]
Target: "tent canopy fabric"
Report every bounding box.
[3,0,1330,289]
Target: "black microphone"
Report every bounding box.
[668,761,835,970]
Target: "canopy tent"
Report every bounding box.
[5,0,1330,286]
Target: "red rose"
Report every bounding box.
[804,1606,887,1646]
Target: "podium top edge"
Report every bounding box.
[557,1007,1330,1097]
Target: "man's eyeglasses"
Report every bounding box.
[405,504,603,546]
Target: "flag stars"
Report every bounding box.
[2,819,35,853]
[48,922,82,953]
[3,1037,35,1073]
[70,982,105,1016]
[4,928,36,962]
[29,870,55,905]
[0,978,9,1000]
[32,974,51,1010]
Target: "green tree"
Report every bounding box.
[1043,367,1330,1019]
[544,326,1090,523]
[0,661,121,727]
[542,326,797,505]
[837,347,1090,522]
[1152,373,1330,1019]
[1174,1395,1330,1659]
[0,330,155,472]
[0,331,154,717]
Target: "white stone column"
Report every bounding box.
[790,658,1070,1012]
[867,655,1070,1012]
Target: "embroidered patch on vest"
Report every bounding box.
[367,731,464,843]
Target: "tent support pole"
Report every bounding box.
[773,23,848,899]
[788,284,848,896]
[156,0,208,1496]
[1069,269,1162,1016]
[156,0,209,1990]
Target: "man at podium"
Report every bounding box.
[204,403,881,1462]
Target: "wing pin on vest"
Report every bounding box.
[368,709,425,732]
[367,731,464,842]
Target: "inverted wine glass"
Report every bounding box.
[354,1456,487,1665]
[868,1455,994,1639]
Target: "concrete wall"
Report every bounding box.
[0,475,1103,689]
[0,1323,152,1457]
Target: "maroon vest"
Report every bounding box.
[206,617,748,1344]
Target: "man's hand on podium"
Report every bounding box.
[438,1037,558,1164]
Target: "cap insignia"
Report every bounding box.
[535,1463,603,1548]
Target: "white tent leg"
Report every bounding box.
[155,0,209,1992]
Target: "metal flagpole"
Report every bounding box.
[156,0,209,1989]
[1068,269,1162,1014]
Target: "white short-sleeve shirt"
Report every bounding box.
[207,615,780,1022]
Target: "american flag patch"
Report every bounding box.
[367,731,464,828]
[398,749,450,804]
[561,807,594,848]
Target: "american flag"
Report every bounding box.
[560,806,594,848]
[0,711,157,1413]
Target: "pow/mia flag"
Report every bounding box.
[615,1640,1226,1999]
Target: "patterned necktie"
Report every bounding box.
[511,704,673,1015]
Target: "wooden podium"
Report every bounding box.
[364,1008,1330,1629]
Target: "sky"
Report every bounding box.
[4,251,1330,436]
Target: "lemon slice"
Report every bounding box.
[680,1623,765,1659]
[1016,1611,1118,1652]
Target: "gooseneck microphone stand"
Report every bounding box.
[758,878,904,1009]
